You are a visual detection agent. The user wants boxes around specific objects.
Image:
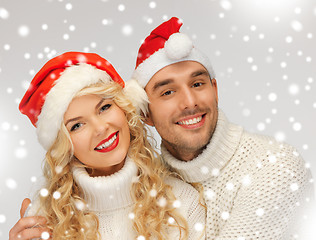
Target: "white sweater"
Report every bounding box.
[28,157,206,239]
[161,110,314,240]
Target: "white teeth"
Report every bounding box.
[96,133,117,150]
[178,116,202,126]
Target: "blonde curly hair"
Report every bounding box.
[36,81,188,239]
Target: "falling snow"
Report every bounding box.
[194,222,204,232]
[0,8,9,19]
[40,188,49,197]
[1,1,315,238]
[256,208,265,216]
[0,214,6,223]
[168,217,175,224]
[18,25,30,37]
[221,211,230,220]
[41,232,50,240]
[173,200,181,208]
[122,25,133,36]
[6,178,17,190]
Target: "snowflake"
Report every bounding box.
[65,3,72,10]
[168,217,175,224]
[157,197,167,207]
[0,214,6,223]
[173,200,181,208]
[220,0,232,11]
[149,2,156,8]
[291,20,303,32]
[53,191,61,199]
[128,212,135,219]
[122,25,133,36]
[6,178,17,190]
[205,189,215,200]
[18,25,30,37]
[118,4,125,12]
[256,208,265,216]
[149,189,157,197]
[41,231,50,240]
[201,166,209,174]
[194,222,204,232]
[226,182,234,191]
[290,183,299,191]
[40,188,49,197]
[221,211,230,220]
[0,8,9,19]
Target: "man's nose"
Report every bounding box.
[179,87,197,109]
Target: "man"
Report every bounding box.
[131,17,314,239]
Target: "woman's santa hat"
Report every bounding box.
[19,52,147,150]
[131,17,215,88]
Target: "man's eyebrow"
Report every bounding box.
[65,99,105,126]
[152,79,174,92]
[191,69,210,78]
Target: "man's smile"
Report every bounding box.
[176,114,206,129]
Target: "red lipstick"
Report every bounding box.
[94,131,119,153]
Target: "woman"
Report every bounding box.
[9,52,205,239]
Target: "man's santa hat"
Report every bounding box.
[131,17,215,88]
[19,52,147,150]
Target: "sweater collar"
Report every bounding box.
[161,109,243,183]
[72,156,137,211]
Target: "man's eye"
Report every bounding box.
[162,90,174,96]
[100,104,111,112]
[192,82,203,88]
[71,123,83,132]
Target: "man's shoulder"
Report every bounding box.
[241,130,297,152]
[164,175,200,198]
[238,130,308,173]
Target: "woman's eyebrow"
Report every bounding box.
[65,116,82,127]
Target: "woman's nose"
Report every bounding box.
[92,116,108,136]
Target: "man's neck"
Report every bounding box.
[162,140,208,162]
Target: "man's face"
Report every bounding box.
[145,61,219,161]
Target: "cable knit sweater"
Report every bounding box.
[161,110,314,240]
[27,157,206,239]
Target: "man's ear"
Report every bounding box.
[143,111,154,126]
[211,78,219,103]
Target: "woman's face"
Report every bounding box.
[63,94,130,176]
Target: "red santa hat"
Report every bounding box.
[19,52,147,150]
[131,17,215,87]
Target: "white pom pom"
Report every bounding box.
[124,79,149,116]
[165,33,193,60]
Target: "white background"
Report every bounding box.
[0,0,315,238]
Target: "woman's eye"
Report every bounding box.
[70,123,82,132]
[100,104,111,112]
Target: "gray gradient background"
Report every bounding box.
[0,0,315,238]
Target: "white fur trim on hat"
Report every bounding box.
[132,34,215,88]
[124,79,149,116]
[36,63,112,150]
[165,33,193,60]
